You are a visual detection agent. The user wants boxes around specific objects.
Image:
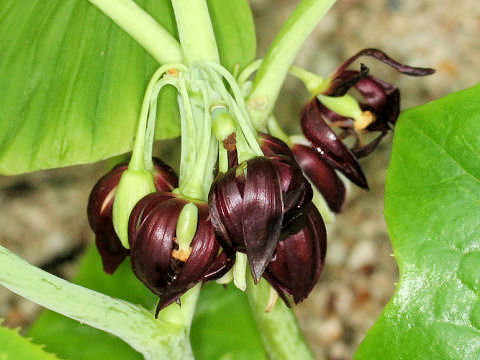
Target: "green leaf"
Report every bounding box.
[355,83,480,359]
[0,0,256,175]
[0,321,60,360]
[191,283,268,360]
[207,0,256,72]
[28,244,156,360]
[0,0,175,175]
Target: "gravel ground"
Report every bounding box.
[1,1,479,359]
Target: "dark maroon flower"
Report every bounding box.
[264,205,327,305]
[268,154,313,236]
[208,157,284,282]
[87,159,178,274]
[318,48,435,157]
[291,143,345,213]
[258,133,313,233]
[128,193,219,314]
[301,98,369,189]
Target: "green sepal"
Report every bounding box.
[317,94,362,119]
[112,169,156,248]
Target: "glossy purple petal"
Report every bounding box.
[264,206,327,304]
[258,133,294,158]
[352,132,388,159]
[356,76,400,129]
[156,204,220,311]
[332,48,435,78]
[128,192,177,247]
[301,99,368,189]
[269,154,313,235]
[242,157,284,282]
[327,64,370,96]
[130,198,186,296]
[87,163,129,274]
[87,158,178,274]
[208,170,245,251]
[292,144,346,213]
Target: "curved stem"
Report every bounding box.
[247,0,337,129]
[289,65,326,94]
[88,0,183,64]
[178,73,199,197]
[171,0,220,64]
[145,78,179,170]
[130,64,184,171]
[0,245,193,360]
[246,276,314,360]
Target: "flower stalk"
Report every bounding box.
[246,276,314,360]
[247,0,337,129]
[88,0,183,64]
[171,0,220,64]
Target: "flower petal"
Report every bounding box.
[265,206,327,304]
[87,163,129,274]
[259,132,294,158]
[156,203,220,311]
[332,48,435,78]
[301,99,368,189]
[208,170,245,251]
[130,198,186,296]
[292,144,346,213]
[242,157,284,282]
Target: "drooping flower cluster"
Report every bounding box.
[87,51,433,314]
[295,48,434,212]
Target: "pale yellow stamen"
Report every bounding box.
[265,287,279,313]
[172,247,192,262]
[354,110,375,131]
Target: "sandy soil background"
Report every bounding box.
[1,1,479,359]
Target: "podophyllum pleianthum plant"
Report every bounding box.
[1,0,479,359]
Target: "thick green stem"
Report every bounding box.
[0,245,193,360]
[247,0,337,128]
[246,276,314,360]
[88,0,183,64]
[171,0,219,64]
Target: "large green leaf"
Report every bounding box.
[28,245,156,360]
[355,83,480,359]
[207,0,256,73]
[0,0,255,175]
[191,283,268,360]
[0,321,60,360]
